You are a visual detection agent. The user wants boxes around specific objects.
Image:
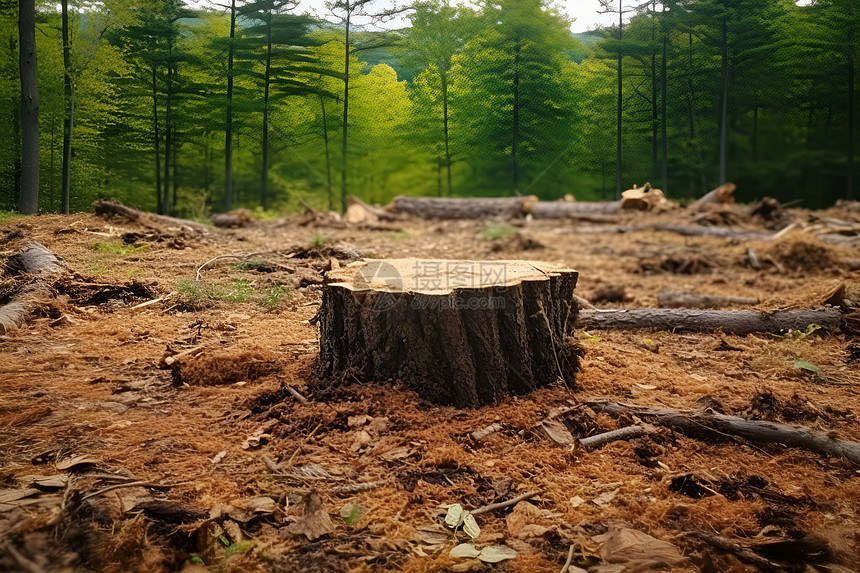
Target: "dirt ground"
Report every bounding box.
[1,202,859,573]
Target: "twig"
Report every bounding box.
[262,454,282,473]
[282,422,323,471]
[470,423,504,441]
[579,426,651,451]
[470,490,542,516]
[331,480,390,494]
[194,251,273,281]
[286,384,309,404]
[130,296,168,310]
[559,544,576,573]
[689,531,781,572]
[163,344,209,366]
[79,480,176,502]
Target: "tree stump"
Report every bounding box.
[318,258,580,407]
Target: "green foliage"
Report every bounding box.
[308,231,329,247]
[339,503,366,525]
[176,278,290,308]
[479,222,518,240]
[0,211,24,225]
[225,540,257,557]
[5,0,858,213]
[90,241,150,255]
[791,358,827,382]
[787,323,823,340]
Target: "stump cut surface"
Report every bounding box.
[320,258,579,407]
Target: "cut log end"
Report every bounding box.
[318,258,580,407]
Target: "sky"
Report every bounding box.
[297,0,619,33]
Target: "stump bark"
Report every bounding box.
[318,258,579,407]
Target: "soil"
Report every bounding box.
[1,204,859,573]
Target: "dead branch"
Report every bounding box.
[657,290,759,309]
[586,399,860,464]
[559,544,576,573]
[470,423,504,441]
[688,531,780,572]
[94,199,211,235]
[388,195,537,220]
[470,490,541,516]
[689,183,736,210]
[578,426,651,451]
[577,307,842,335]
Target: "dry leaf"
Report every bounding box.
[478,544,518,563]
[287,491,334,541]
[506,501,552,539]
[450,543,481,558]
[591,489,619,507]
[56,454,99,471]
[593,527,686,568]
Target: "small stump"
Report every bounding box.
[318,258,579,407]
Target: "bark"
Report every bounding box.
[225,0,236,211]
[718,16,728,185]
[848,46,855,201]
[319,92,333,211]
[340,10,351,214]
[18,0,39,214]
[318,258,579,407]
[389,195,537,220]
[689,182,736,210]
[661,13,668,194]
[94,199,211,235]
[616,1,623,199]
[1,242,68,334]
[586,399,860,465]
[531,200,623,219]
[163,53,173,216]
[577,307,842,335]
[650,223,770,241]
[261,10,272,210]
[657,290,759,309]
[152,65,162,215]
[61,0,71,214]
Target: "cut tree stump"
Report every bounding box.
[318,258,579,407]
[1,242,68,334]
[94,199,211,235]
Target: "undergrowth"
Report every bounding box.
[479,222,518,240]
[0,210,23,225]
[91,241,150,256]
[177,279,290,308]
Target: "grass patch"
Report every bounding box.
[89,263,107,275]
[91,241,150,256]
[177,279,290,308]
[231,260,266,271]
[308,231,329,248]
[479,222,518,241]
[381,230,410,240]
[0,210,24,225]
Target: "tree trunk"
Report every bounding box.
[531,200,623,218]
[651,5,658,179]
[319,92,333,211]
[225,0,236,211]
[577,307,842,335]
[657,290,759,309]
[512,36,520,194]
[718,16,728,185]
[61,0,72,214]
[340,10,351,215]
[389,195,537,219]
[152,64,162,215]
[18,0,39,215]
[163,53,173,216]
[661,14,668,194]
[49,111,55,212]
[319,258,580,407]
[847,46,854,201]
[616,2,623,199]
[441,70,452,196]
[586,399,860,465]
[261,10,272,210]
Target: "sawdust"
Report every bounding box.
[0,208,858,572]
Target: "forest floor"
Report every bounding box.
[1,202,859,573]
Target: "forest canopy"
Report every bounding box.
[1,0,857,216]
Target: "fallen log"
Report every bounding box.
[586,399,860,465]
[209,208,255,228]
[531,200,622,219]
[319,258,579,407]
[657,290,759,309]
[345,196,407,224]
[577,307,842,335]
[1,242,68,334]
[94,199,211,235]
[388,195,537,220]
[689,183,736,210]
[650,223,773,241]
